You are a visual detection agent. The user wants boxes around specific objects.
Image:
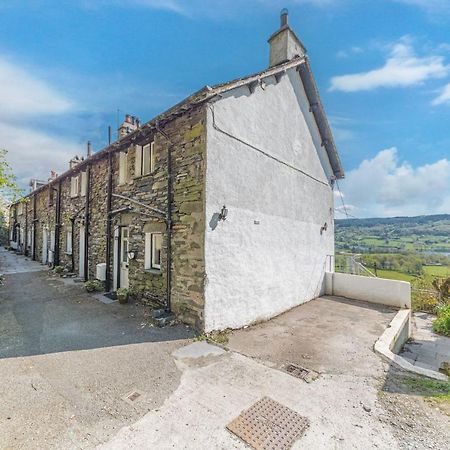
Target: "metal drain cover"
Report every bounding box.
[227,396,309,450]
[281,363,318,383]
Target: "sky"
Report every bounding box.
[1,0,450,218]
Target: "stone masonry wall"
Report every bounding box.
[10,104,207,330]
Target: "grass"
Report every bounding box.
[404,377,450,405]
[423,265,450,277]
[376,269,417,282]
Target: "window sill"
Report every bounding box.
[145,268,162,275]
[133,171,156,180]
[65,252,72,255]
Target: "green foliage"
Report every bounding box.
[0,149,22,200]
[116,287,129,304]
[84,279,104,292]
[53,265,64,275]
[432,305,450,336]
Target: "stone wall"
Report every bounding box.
[9,104,207,330]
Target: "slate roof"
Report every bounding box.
[24,55,344,200]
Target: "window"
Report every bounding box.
[66,231,72,254]
[135,141,155,177]
[119,151,128,184]
[70,175,79,197]
[48,188,54,207]
[80,172,87,197]
[145,232,162,270]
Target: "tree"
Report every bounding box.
[0,149,21,199]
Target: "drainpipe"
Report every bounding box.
[156,121,173,313]
[24,201,28,256]
[32,194,37,260]
[70,218,75,272]
[54,180,62,267]
[83,163,91,281]
[105,150,113,291]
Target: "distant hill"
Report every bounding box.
[336,214,450,228]
[335,214,450,254]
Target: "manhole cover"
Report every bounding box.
[122,390,144,405]
[226,396,309,450]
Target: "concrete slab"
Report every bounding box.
[172,341,226,359]
[0,247,45,274]
[402,312,450,374]
[227,296,396,377]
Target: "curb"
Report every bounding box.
[374,309,448,381]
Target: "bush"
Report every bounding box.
[117,288,129,304]
[53,265,64,275]
[433,305,450,336]
[84,279,104,293]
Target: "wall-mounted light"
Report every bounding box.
[320,222,328,235]
[219,205,228,221]
[127,251,136,260]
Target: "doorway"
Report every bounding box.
[113,226,129,290]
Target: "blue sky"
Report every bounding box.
[1,0,450,217]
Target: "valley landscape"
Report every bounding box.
[335,214,450,311]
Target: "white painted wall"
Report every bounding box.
[325,272,411,309]
[204,68,335,331]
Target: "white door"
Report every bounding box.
[48,230,55,264]
[42,228,48,265]
[120,227,129,289]
[79,226,85,278]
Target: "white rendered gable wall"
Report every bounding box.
[204,67,335,331]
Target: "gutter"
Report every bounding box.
[54,179,62,266]
[105,150,113,291]
[156,121,173,313]
[297,60,344,179]
[32,194,37,260]
[83,164,91,281]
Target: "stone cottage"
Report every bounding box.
[9,11,344,331]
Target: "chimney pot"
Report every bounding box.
[280,8,288,27]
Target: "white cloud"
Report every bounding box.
[0,57,73,118]
[0,122,81,188]
[337,148,450,218]
[0,57,80,188]
[330,39,449,92]
[432,83,450,105]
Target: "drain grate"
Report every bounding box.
[283,363,309,379]
[227,396,309,450]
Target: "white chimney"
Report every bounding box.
[268,9,306,67]
[118,114,139,139]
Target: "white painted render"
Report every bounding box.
[325,272,412,309]
[204,68,335,331]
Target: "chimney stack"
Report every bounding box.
[87,141,92,157]
[118,114,139,139]
[268,9,306,67]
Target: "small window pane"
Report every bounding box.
[142,144,151,175]
[151,233,162,269]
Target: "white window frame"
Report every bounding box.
[70,175,79,197]
[119,151,128,184]
[80,172,87,197]
[145,232,162,270]
[66,231,73,255]
[135,141,155,177]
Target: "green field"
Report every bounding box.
[423,265,450,277]
[376,270,417,282]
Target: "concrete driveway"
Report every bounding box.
[0,248,193,449]
[2,249,449,449]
